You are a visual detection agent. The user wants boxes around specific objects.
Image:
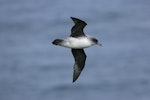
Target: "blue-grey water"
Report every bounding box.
[0,0,150,100]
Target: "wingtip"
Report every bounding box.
[70,17,76,20]
[72,76,78,83]
[72,79,76,83]
[72,69,81,83]
[70,17,87,25]
[70,17,78,23]
[70,17,74,19]
[72,75,78,83]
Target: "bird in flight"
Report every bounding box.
[52,17,102,83]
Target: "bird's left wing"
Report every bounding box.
[71,49,86,82]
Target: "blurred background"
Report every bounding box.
[0,0,150,100]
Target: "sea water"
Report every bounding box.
[0,0,150,100]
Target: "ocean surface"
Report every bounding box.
[0,0,150,100]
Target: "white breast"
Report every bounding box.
[62,37,94,49]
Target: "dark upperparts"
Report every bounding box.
[70,17,87,37]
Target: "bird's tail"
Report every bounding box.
[52,39,63,45]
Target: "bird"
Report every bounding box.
[52,17,102,83]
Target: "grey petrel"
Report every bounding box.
[52,17,102,83]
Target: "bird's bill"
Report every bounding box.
[97,42,102,46]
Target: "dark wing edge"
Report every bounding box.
[71,17,87,25]
[70,17,87,37]
[71,49,87,83]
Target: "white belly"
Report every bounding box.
[62,37,93,49]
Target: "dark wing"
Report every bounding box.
[70,17,87,37]
[71,49,87,82]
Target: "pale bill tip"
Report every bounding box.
[98,42,102,46]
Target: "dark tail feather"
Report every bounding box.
[52,39,63,45]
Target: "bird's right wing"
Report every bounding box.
[70,17,87,37]
[71,49,86,82]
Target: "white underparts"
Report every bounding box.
[60,37,95,49]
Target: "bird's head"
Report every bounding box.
[91,38,102,46]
